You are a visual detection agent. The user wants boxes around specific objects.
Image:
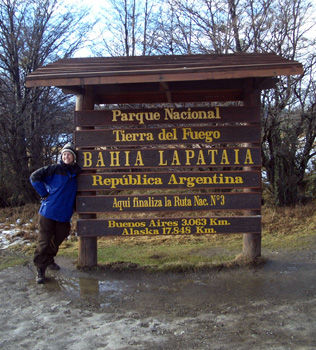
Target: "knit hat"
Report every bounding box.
[61,142,76,162]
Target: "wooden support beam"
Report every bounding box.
[242,82,262,258]
[76,87,98,268]
[160,82,172,103]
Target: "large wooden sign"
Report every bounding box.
[26,53,303,265]
[76,106,261,237]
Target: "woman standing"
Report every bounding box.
[30,143,81,284]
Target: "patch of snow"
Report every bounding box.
[0,222,33,250]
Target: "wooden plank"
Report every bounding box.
[27,54,297,74]
[77,147,261,170]
[75,125,260,147]
[76,192,261,214]
[77,216,261,236]
[26,66,303,88]
[26,53,301,76]
[75,106,259,127]
[25,54,303,88]
[77,171,261,191]
[94,90,243,104]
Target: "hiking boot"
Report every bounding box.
[36,268,46,284]
[48,263,60,270]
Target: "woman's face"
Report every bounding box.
[62,151,74,164]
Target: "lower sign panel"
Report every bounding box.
[77,216,261,236]
[77,192,261,213]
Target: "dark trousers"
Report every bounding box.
[33,214,70,269]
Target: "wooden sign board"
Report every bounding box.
[77,171,261,191]
[77,147,261,170]
[77,216,261,236]
[75,106,259,127]
[75,125,260,147]
[75,105,262,240]
[77,192,261,214]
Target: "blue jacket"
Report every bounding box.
[30,161,82,222]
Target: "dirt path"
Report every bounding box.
[1,248,316,350]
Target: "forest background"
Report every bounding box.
[0,0,316,208]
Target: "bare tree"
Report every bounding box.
[163,0,242,54]
[93,0,159,57]
[258,0,316,205]
[153,0,316,205]
[0,0,95,205]
[149,0,195,55]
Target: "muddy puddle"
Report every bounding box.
[28,252,316,313]
[2,250,316,350]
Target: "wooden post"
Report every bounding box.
[242,80,262,258]
[243,232,261,257]
[76,88,98,267]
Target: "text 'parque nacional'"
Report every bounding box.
[111,107,221,125]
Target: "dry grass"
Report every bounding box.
[0,204,38,229]
[1,202,316,271]
[262,203,316,233]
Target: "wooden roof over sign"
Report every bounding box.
[25,53,303,104]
